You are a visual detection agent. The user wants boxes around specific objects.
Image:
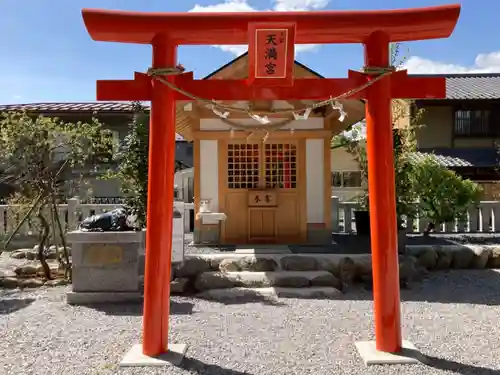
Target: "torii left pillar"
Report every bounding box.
[143,36,179,355]
[121,37,188,366]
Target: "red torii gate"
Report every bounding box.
[82,4,460,362]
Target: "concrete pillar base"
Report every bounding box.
[66,291,142,305]
[355,340,423,365]
[120,343,188,367]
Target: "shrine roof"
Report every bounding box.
[203,52,324,80]
[82,5,460,45]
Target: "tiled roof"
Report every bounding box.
[0,102,150,113]
[411,73,500,100]
[0,102,186,140]
[446,74,500,99]
[411,148,499,167]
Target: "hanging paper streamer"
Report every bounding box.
[211,104,230,119]
[250,113,271,124]
[331,100,347,122]
[292,107,312,120]
[263,132,270,143]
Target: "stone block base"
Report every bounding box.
[306,225,332,245]
[193,224,220,245]
[68,230,144,294]
[120,343,188,367]
[355,340,423,365]
[72,264,139,292]
[66,291,143,305]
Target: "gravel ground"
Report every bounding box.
[2,270,500,375]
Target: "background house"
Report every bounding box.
[0,102,193,202]
[331,73,500,200]
[330,146,364,201]
[412,73,500,199]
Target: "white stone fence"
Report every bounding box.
[331,196,500,234]
[1,196,499,238]
[0,197,194,238]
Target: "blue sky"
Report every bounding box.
[0,0,498,104]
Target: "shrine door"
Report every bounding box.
[219,139,305,244]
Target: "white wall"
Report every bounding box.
[199,140,219,211]
[200,117,324,131]
[306,139,324,223]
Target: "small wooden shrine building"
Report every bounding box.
[176,53,365,245]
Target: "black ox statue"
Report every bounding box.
[79,206,183,232]
[79,208,134,232]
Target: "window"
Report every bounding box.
[331,171,362,188]
[264,143,297,189]
[454,109,500,136]
[226,142,298,189]
[227,143,260,189]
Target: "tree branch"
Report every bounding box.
[3,193,44,249]
[37,207,53,280]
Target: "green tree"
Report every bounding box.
[108,102,150,228]
[331,100,424,221]
[411,156,482,235]
[0,110,114,279]
[107,102,191,230]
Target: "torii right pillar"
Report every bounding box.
[354,31,430,365]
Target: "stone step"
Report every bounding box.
[188,252,371,262]
[234,245,292,254]
[198,286,343,301]
[194,270,342,291]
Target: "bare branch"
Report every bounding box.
[3,193,44,249]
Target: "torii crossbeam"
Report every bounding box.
[95,70,446,101]
[82,3,460,364]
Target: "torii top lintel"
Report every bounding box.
[82,4,460,45]
[85,4,460,102]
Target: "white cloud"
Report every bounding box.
[189,0,327,56]
[273,0,329,11]
[190,0,254,13]
[403,51,500,74]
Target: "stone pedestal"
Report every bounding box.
[66,230,145,304]
[194,212,227,245]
